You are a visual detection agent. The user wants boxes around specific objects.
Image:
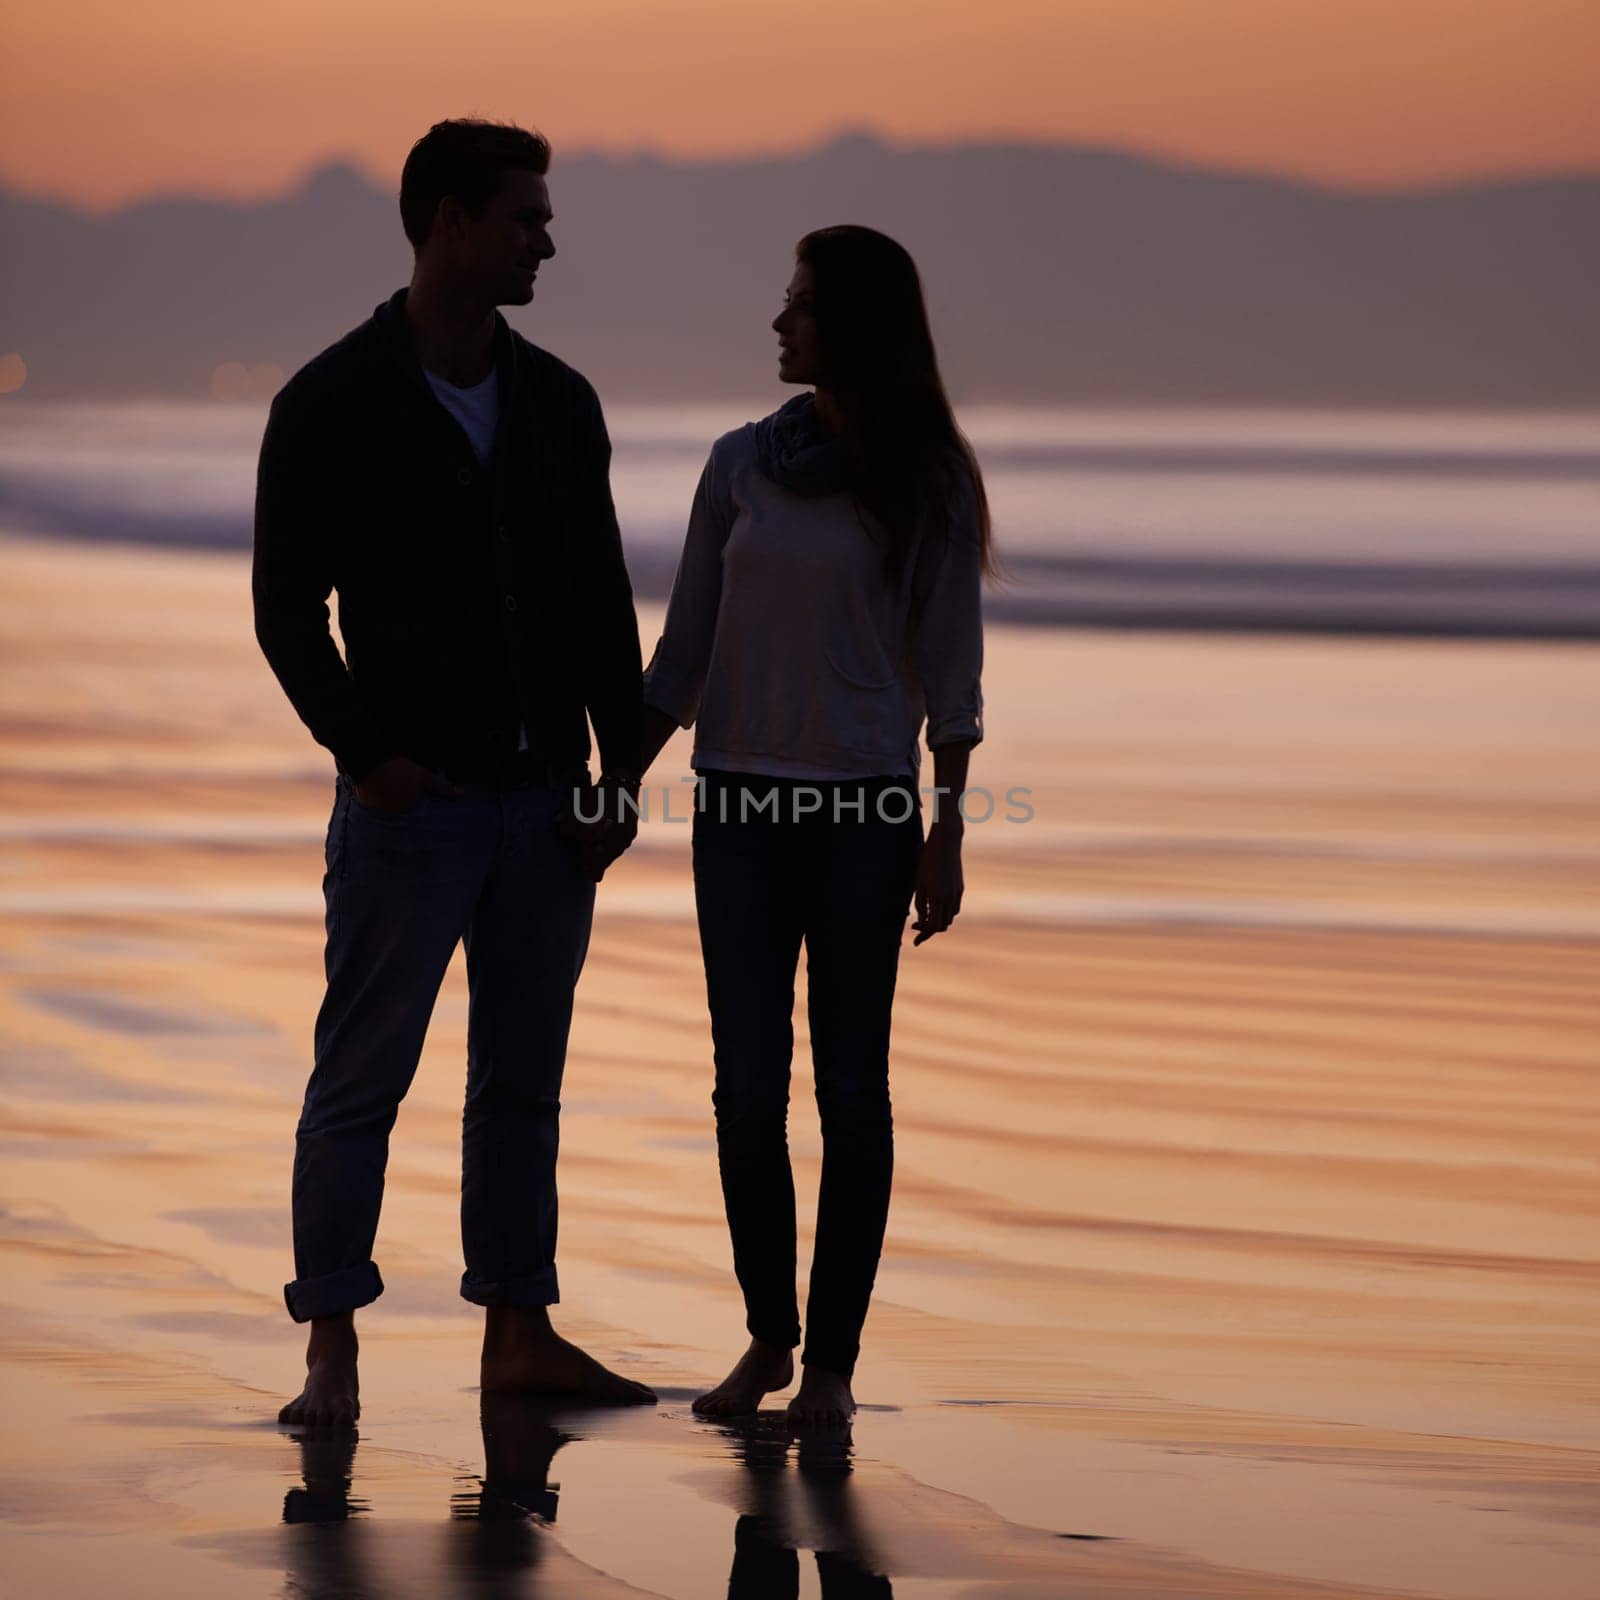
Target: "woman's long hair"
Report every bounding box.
[797,225,996,582]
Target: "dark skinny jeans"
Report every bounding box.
[692,771,923,1379]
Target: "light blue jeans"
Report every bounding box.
[284,772,595,1323]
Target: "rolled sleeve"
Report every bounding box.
[913,476,985,749]
[642,438,735,729]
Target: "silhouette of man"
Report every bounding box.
[254,118,652,1424]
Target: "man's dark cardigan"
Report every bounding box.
[253,287,642,783]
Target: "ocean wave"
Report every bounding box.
[4,400,1598,637]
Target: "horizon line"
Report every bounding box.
[5,126,1599,219]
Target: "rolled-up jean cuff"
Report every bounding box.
[749,1316,802,1353]
[284,1261,384,1323]
[459,1267,560,1308]
[800,1343,857,1380]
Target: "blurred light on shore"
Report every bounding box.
[209,361,284,402]
[0,354,27,394]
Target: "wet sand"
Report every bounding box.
[1,531,1597,1597]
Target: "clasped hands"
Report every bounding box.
[352,757,639,884]
[556,772,641,882]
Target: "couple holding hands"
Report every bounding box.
[253,118,992,1433]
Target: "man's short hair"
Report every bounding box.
[399,119,551,250]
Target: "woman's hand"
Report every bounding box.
[912,818,964,946]
[557,773,640,882]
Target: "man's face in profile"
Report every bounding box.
[450,168,556,307]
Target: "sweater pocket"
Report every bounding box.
[822,639,900,691]
[822,641,904,754]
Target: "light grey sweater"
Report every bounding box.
[642,422,984,779]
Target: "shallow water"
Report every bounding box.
[4,401,1599,633]
[1,534,1597,1596]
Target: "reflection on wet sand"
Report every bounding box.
[281,1431,379,1595]
[276,1401,601,1599]
[284,1427,368,1524]
[718,1416,893,1598]
[277,1402,896,1599]
[276,1402,893,1600]
[446,1397,570,1593]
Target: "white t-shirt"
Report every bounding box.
[424,366,500,465]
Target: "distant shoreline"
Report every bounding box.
[6,524,1597,641]
[5,398,1596,640]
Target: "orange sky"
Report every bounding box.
[3,0,1597,210]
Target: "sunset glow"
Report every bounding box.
[3,0,1596,210]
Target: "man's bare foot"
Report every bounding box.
[785,1364,855,1428]
[279,1311,360,1428]
[480,1305,655,1405]
[692,1338,795,1418]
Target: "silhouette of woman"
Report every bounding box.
[641,225,993,1426]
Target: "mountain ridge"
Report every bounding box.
[3,133,1595,404]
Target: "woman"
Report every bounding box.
[638,225,993,1425]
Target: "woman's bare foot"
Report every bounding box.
[480,1305,655,1405]
[785,1364,855,1427]
[692,1338,795,1418]
[279,1312,360,1428]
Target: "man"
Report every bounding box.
[254,118,650,1425]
